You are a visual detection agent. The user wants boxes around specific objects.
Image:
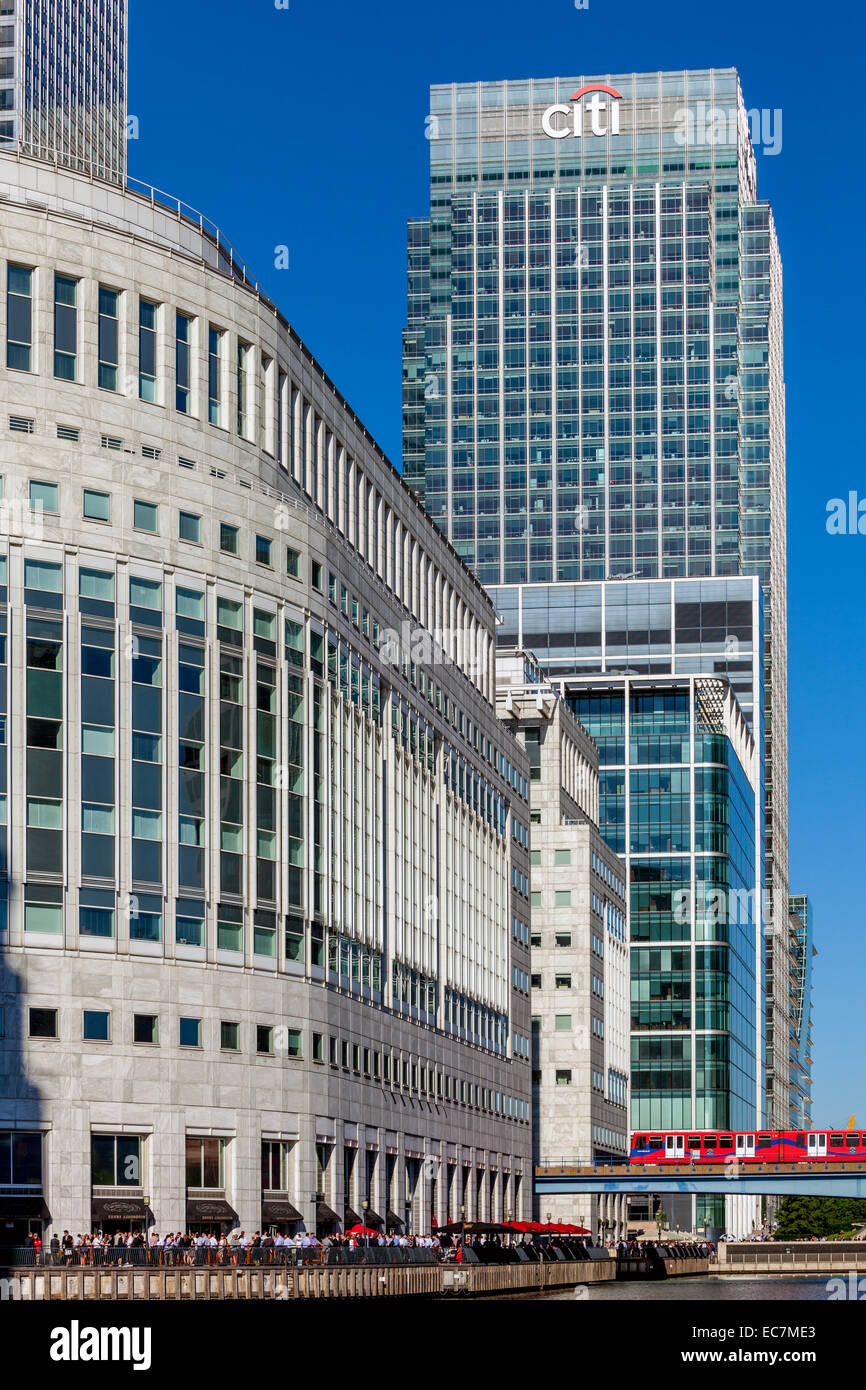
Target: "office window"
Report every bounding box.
[139,299,157,401]
[555,974,572,989]
[237,341,251,437]
[286,546,301,579]
[91,1135,141,1188]
[217,902,243,952]
[7,264,32,370]
[257,1025,274,1055]
[133,1014,158,1044]
[176,899,205,945]
[179,1017,202,1048]
[133,500,158,532]
[98,287,119,390]
[185,1136,225,1190]
[79,888,115,939]
[54,275,77,380]
[554,890,571,907]
[29,1008,58,1038]
[554,1014,572,1031]
[556,1070,573,1086]
[176,312,192,413]
[255,535,272,567]
[83,1010,110,1042]
[29,480,58,513]
[208,327,224,425]
[220,1021,240,1050]
[220,522,239,555]
[83,489,111,522]
[128,893,163,943]
[24,884,62,932]
[179,511,201,543]
[554,849,572,865]
[555,933,572,947]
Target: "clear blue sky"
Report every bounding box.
[130,0,865,1126]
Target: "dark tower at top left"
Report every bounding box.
[1,0,127,183]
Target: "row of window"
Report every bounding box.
[12,1009,529,1123]
[3,260,493,704]
[17,472,305,577]
[18,1007,301,1055]
[329,569,520,795]
[9,464,517,822]
[0,1129,293,1195]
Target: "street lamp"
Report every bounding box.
[361,1198,369,1249]
[460,1203,466,1249]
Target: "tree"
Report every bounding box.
[774,1195,866,1239]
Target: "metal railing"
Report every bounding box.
[125,176,275,307]
[0,1244,441,1270]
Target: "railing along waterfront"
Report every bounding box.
[720,1241,866,1272]
[0,1245,440,1270]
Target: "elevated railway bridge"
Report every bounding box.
[535,1160,866,1199]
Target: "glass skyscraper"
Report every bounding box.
[495,575,766,1127]
[404,68,791,1127]
[0,0,127,182]
[787,895,815,1131]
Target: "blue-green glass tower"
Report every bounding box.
[404,69,790,1129]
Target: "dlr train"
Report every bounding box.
[630,1129,866,1164]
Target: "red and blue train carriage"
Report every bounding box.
[630,1129,866,1164]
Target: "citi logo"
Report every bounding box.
[49,1320,152,1372]
[541,84,622,139]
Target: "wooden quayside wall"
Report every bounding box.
[2,1258,619,1301]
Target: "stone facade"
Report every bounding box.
[0,149,533,1241]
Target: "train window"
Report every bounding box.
[719,1136,734,1150]
[635,1135,647,1148]
[846,1134,860,1148]
[758,1134,773,1146]
[648,1136,663,1148]
[796,1134,805,1145]
[704,1135,717,1149]
[831,1134,844,1146]
[687,1136,701,1150]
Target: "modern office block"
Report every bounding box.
[404,68,790,1128]
[497,651,629,1234]
[0,142,535,1241]
[568,670,762,1239]
[0,0,127,182]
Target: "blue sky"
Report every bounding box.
[131,0,865,1126]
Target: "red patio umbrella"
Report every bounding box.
[345,1225,381,1237]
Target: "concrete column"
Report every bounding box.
[50,1104,90,1239]
[297,1120,316,1233]
[152,1109,185,1237]
[235,1121,258,1238]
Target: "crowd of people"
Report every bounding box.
[12,1227,613,1268]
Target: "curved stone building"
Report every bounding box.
[0,150,533,1240]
